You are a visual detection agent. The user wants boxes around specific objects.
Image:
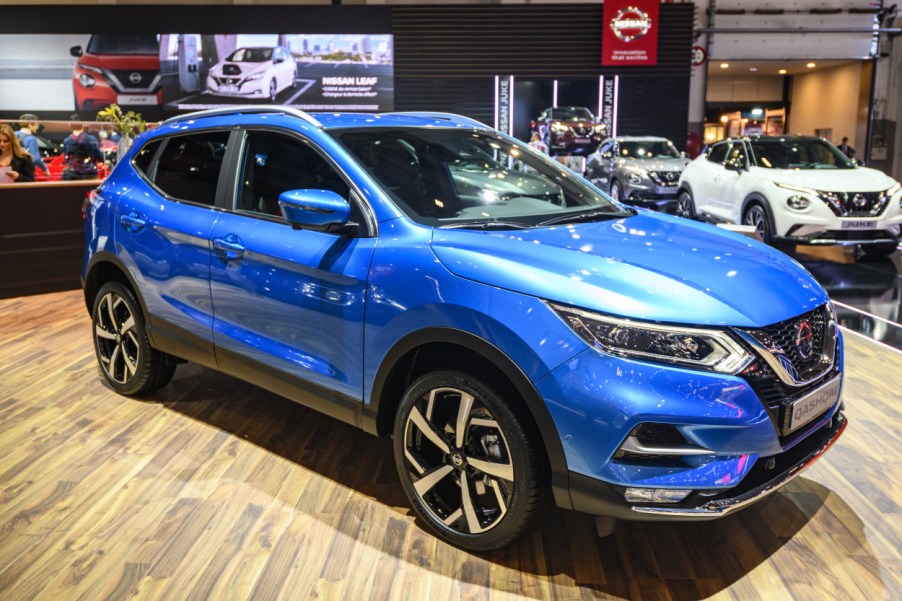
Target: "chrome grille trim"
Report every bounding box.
[734,303,838,388]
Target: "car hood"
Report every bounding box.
[755,166,897,192]
[214,61,271,76]
[620,157,689,171]
[431,212,827,327]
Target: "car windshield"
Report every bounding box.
[619,140,680,159]
[226,48,273,63]
[549,108,595,122]
[87,35,159,55]
[749,138,855,169]
[331,127,627,227]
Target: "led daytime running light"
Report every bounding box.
[550,303,752,373]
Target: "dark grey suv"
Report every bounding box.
[586,136,689,208]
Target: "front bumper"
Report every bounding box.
[570,409,846,520]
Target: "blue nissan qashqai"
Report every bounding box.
[82,107,846,551]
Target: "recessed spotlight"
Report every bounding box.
[806,62,816,68]
[720,115,729,123]
[749,67,758,72]
[720,63,730,69]
[778,69,788,74]
[751,108,764,116]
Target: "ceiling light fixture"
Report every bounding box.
[720,63,730,69]
[806,62,816,68]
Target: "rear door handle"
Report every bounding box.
[120,211,146,232]
[213,235,245,260]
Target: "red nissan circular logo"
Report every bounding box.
[795,319,814,360]
[610,7,653,43]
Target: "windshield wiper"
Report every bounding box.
[440,220,531,230]
[537,209,635,227]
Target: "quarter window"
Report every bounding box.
[153,132,229,206]
[132,140,160,176]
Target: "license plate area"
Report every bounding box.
[116,94,157,106]
[786,376,841,433]
[840,220,877,230]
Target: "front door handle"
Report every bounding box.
[120,211,146,233]
[213,234,245,261]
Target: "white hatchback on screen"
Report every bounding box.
[207,46,297,102]
[676,135,902,256]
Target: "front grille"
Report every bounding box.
[110,69,160,91]
[820,190,889,217]
[753,305,826,375]
[650,171,680,184]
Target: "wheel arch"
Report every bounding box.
[83,252,148,327]
[741,192,778,233]
[365,327,572,509]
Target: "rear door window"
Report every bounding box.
[153,131,230,206]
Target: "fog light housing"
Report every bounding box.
[625,488,692,503]
[786,195,810,210]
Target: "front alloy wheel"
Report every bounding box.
[676,190,697,219]
[92,282,175,395]
[394,371,550,551]
[610,180,622,202]
[743,203,773,244]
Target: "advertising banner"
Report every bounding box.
[0,33,394,115]
[602,0,659,66]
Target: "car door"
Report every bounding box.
[707,141,749,222]
[115,131,230,367]
[208,128,377,403]
[694,141,729,216]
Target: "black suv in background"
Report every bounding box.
[531,106,606,155]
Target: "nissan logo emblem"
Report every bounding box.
[129,72,142,85]
[795,319,814,360]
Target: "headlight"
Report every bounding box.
[594,125,606,134]
[628,170,646,184]
[245,72,265,81]
[78,73,96,88]
[886,182,901,208]
[550,303,753,373]
[79,64,103,75]
[775,182,817,195]
[786,196,810,210]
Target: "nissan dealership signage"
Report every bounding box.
[602,0,659,66]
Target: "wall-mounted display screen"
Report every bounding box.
[0,33,394,115]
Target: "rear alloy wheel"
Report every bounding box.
[676,190,697,219]
[610,180,623,202]
[393,371,550,551]
[92,282,175,395]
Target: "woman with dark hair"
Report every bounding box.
[0,123,35,183]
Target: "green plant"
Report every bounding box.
[96,104,147,138]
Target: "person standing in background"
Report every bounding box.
[16,113,50,178]
[62,114,102,180]
[0,123,36,183]
[838,136,856,160]
[529,132,548,154]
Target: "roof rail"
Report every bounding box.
[387,111,489,129]
[161,105,322,128]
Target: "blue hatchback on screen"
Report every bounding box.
[82,107,846,551]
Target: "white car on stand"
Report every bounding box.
[676,135,902,256]
[207,46,296,102]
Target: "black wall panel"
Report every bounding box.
[1,3,693,145]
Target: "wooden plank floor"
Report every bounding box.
[1,290,900,601]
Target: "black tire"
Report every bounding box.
[743,203,776,244]
[610,180,623,202]
[860,242,899,258]
[676,189,697,219]
[393,371,551,551]
[91,281,175,395]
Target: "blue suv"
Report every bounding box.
[83,107,847,551]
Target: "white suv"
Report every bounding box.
[677,136,902,256]
[207,46,297,102]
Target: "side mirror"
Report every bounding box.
[278,189,354,234]
[70,46,83,58]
